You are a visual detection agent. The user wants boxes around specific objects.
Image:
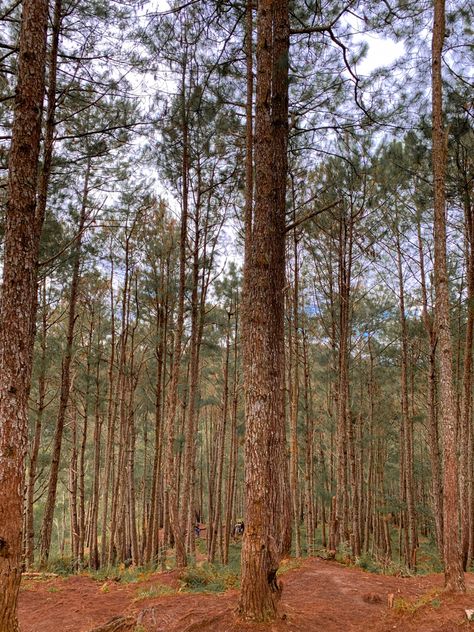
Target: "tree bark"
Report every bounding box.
[0,1,48,628]
[431,0,465,593]
[460,182,474,569]
[238,0,290,621]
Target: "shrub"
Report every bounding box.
[179,563,239,593]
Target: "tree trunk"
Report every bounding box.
[69,407,80,565]
[289,209,301,557]
[238,0,290,621]
[395,229,417,569]
[25,280,48,567]
[89,314,103,570]
[40,158,91,566]
[417,218,444,554]
[101,246,117,566]
[460,187,474,569]
[223,305,239,565]
[302,327,315,555]
[163,54,189,568]
[208,315,231,563]
[431,0,465,593]
[0,2,48,628]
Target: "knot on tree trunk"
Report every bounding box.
[0,537,9,557]
[267,568,282,595]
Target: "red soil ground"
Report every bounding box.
[19,558,474,632]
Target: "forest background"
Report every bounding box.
[0,0,473,625]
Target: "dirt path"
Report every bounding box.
[19,559,474,631]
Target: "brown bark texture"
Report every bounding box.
[0,1,49,629]
[431,0,465,593]
[238,0,290,622]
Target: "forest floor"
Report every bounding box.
[19,556,474,632]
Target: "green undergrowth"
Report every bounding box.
[36,556,77,576]
[179,562,240,593]
[134,583,176,601]
[306,523,445,577]
[354,552,413,577]
[86,564,157,584]
[30,526,448,593]
[278,557,302,575]
[392,589,442,614]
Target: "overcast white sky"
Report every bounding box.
[355,35,405,74]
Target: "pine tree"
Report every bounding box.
[0,1,49,628]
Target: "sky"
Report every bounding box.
[355,35,405,75]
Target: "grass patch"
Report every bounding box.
[86,565,155,584]
[393,589,442,614]
[355,553,382,574]
[277,557,302,575]
[180,562,240,593]
[354,553,413,577]
[134,583,175,602]
[38,557,77,576]
[415,538,443,574]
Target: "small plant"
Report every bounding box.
[40,557,76,576]
[393,589,441,614]
[314,547,336,560]
[134,583,175,602]
[47,586,60,593]
[381,560,413,578]
[180,563,240,593]
[277,558,302,575]
[335,541,353,565]
[355,553,381,574]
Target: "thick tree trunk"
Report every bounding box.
[460,193,474,569]
[431,0,465,593]
[238,0,290,621]
[0,2,48,628]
